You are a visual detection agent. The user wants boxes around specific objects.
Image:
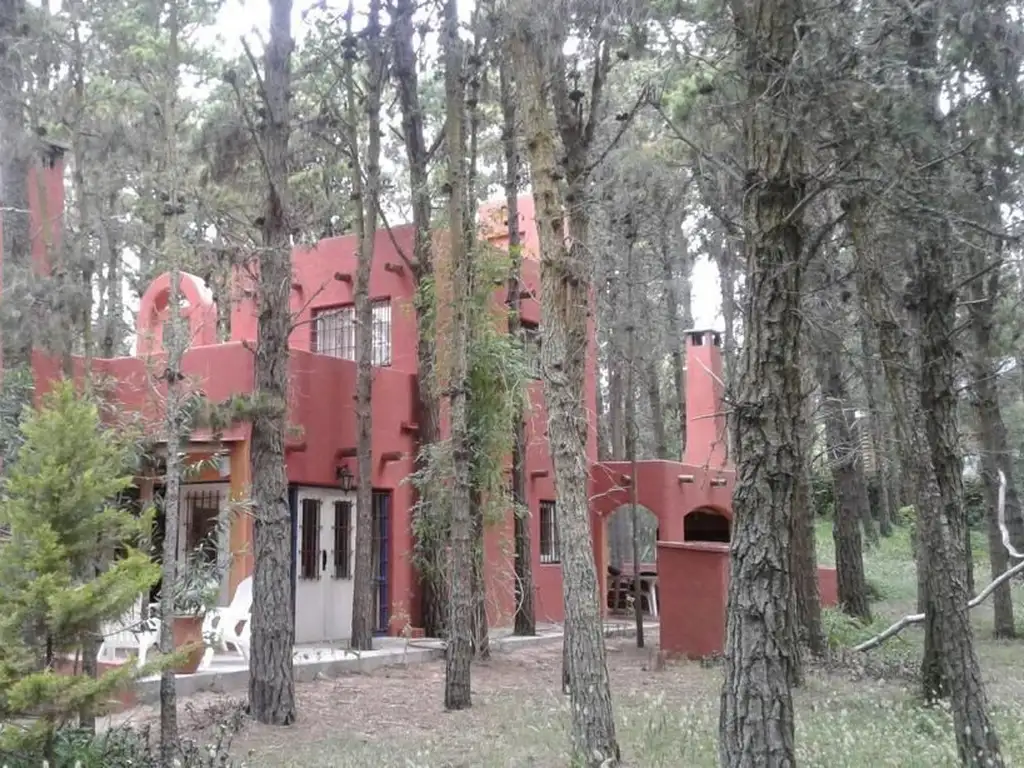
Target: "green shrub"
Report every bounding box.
[0,705,245,767]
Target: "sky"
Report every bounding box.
[208,0,723,330]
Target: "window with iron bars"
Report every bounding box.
[521,321,541,379]
[300,499,321,580]
[311,299,392,366]
[539,500,560,564]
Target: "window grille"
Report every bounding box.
[311,299,391,366]
[539,500,560,564]
[300,499,321,579]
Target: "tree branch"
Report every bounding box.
[855,470,1021,652]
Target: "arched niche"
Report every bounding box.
[683,507,731,543]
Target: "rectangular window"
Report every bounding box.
[521,322,541,379]
[333,500,352,579]
[539,500,559,564]
[300,498,321,580]
[311,299,392,366]
[185,489,222,564]
[371,300,392,366]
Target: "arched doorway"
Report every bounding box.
[606,504,659,616]
[683,507,731,543]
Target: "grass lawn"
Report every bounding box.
[154,522,1024,766]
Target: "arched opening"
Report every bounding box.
[605,504,659,616]
[684,508,731,543]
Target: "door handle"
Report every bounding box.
[322,549,328,574]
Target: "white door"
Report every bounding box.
[294,494,328,644]
[294,489,356,644]
[324,497,355,640]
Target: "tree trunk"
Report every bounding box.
[248,0,297,726]
[857,318,894,536]
[720,0,805,760]
[851,199,944,696]
[348,0,383,652]
[500,60,535,637]
[156,5,185,760]
[0,0,31,377]
[392,0,443,639]
[789,377,824,662]
[900,5,1004,760]
[512,26,620,765]
[966,259,1018,638]
[624,238,644,648]
[442,0,473,711]
[645,357,668,460]
[790,455,825,657]
[815,341,871,620]
[471,486,490,658]
[659,230,690,458]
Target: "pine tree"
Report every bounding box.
[0,381,160,756]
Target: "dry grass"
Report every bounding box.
[130,523,1024,767]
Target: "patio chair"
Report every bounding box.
[96,598,161,668]
[199,576,252,670]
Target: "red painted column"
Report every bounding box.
[682,329,728,469]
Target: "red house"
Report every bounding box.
[16,144,760,651]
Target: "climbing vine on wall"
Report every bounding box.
[409,241,532,610]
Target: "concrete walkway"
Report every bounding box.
[133,619,658,704]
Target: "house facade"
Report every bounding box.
[17,145,739,646]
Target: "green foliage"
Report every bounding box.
[0,381,161,751]
[810,471,834,517]
[0,705,245,767]
[0,366,34,471]
[410,243,532,590]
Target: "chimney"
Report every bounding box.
[28,139,68,276]
[682,329,728,469]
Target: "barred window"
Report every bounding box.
[333,500,352,579]
[539,500,560,564]
[300,499,321,580]
[521,322,541,379]
[311,299,391,366]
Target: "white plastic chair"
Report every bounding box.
[96,598,161,668]
[236,615,251,663]
[199,576,252,670]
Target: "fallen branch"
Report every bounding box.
[855,470,1021,653]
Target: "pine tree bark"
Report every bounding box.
[815,337,871,620]
[348,0,384,652]
[500,60,536,637]
[965,247,1018,638]
[645,357,668,459]
[961,19,1024,636]
[850,198,945,696]
[660,227,691,456]
[0,0,31,376]
[720,0,805,760]
[897,4,1004,760]
[789,452,825,658]
[392,0,443,639]
[248,0,296,726]
[157,3,185,760]
[442,0,473,711]
[857,318,894,536]
[511,22,620,766]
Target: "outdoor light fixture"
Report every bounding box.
[336,464,355,493]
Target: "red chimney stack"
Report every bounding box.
[682,329,728,469]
